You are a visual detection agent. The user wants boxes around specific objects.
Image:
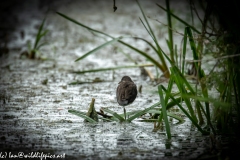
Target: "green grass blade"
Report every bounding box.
[174,44,178,67]
[72,64,153,74]
[34,18,46,49]
[166,96,183,110]
[126,110,141,116]
[136,0,169,77]
[167,112,185,124]
[137,119,158,122]
[159,45,174,66]
[137,0,156,42]
[39,30,49,39]
[170,67,198,122]
[139,18,154,40]
[98,117,114,122]
[165,75,174,104]
[75,36,122,62]
[57,12,112,38]
[134,37,158,53]
[166,0,175,63]
[101,108,125,122]
[68,109,97,123]
[158,85,171,139]
[119,40,165,72]
[127,101,161,122]
[36,42,48,50]
[181,94,231,108]
[172,66,196,93]
[162,86,209,135]
[186,27,210,125]
[182,27,188,74]
[146,109,185,124]
[186,27,199,69]
[156,3,201,34]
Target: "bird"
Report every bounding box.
[116,76,137,120]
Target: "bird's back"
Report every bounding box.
[116,80,137,106]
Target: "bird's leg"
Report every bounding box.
[124,107,126,120]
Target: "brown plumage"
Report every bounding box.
[116,76,137,119]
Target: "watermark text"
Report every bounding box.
[0,152,65,160]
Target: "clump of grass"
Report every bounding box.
[58,0,211,136]
[41,79,48,85]
[21,18,48,59]
[61,0,239,139]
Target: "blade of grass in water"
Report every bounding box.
[158,85,171,139]
[146,110,185,124]
[161,86,209,135]
[75,36,122,62]
[170,67,198,122]
[68,109,97,123]
[181,94,231,108]
[101,108,125,122]
[119,41,167,76]
[127,101,161,122]
[34,18,47,49]
[98,117,114,122]
[186,26,208,125]
[72,64,154,74]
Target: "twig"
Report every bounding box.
[113,0,117,12]
[185,53,240,63]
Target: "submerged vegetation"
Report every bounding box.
[58,0,239,142]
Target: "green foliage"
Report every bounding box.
[57,0,172,78]
[22,18,48,59]
[158,85,171,139]
[61,0,239,136]
[68,110,97,123]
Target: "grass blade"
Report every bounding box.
[145,109,185,123]
[186,27,199,69]
[156,3,201,34]
[167,112,185,124]
[136,0,169,77]
[36,42,48,50]
[162,86,209,135]
[72,64,154,74]
[182,27,188,74]
[101,108,125,122]
[68,109,97,123]
[34,18,47,49]
[127,101,161,122]
[139,18,154,40]
[133,37,159,55]
[170,67,198,122]
[166,0,175,63]
[158,85,171,139]
[75,36,122,62]
[119,40,166,75]
[57,12,111,38]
